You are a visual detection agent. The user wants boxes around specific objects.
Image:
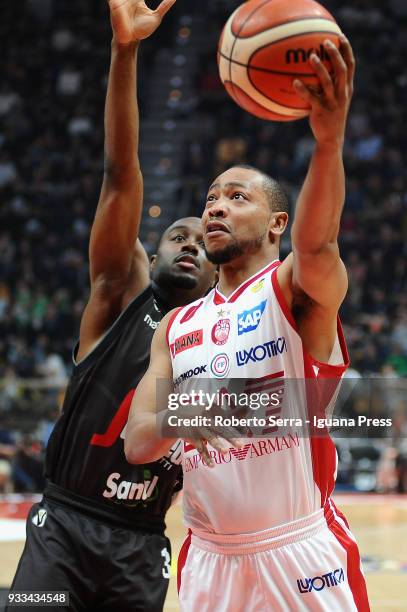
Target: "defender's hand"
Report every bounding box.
[108,0,176,45]
[293,35,355,148]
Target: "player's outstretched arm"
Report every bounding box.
[277,36,355,361]
[77,0,177,361]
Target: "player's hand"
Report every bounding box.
[161,401,245,468]
[187,432,244,468]
[293,35,355,148]
[178,407,245,468]
[108,0,176,45]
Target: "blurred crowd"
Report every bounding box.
[181,0,407,377]
[0,1,406,492]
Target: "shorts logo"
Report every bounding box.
[173,364,207,387]
[171,329,203,357]
[210,353,230,378]
[236,337,287,366]
[297,568,345,593]
[238,300,267,335]
[211,319,231,346]
[251,278,265,293]
[32,509,47,527]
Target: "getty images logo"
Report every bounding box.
[297,568,345,593]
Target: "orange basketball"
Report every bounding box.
[217,0,342,122]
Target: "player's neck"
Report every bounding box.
[217,248,279,298]
[153,282,205,310]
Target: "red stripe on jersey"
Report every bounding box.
[313,317,350,376]
[213,260,280,305]
[245,380,285,394]
[177,529,192,593]
[325,502,371,611]
[245,370,284,386]
[90,388,135,447]
[180,301,204,324]
[272,264,349,375]
[166,307,183,347]
[271,265,297,331]
[272,253,350,505]
[303,348,337,505]
[213,290,225,305]
[184,440,196,453]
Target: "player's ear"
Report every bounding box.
[268,212,288,244]
[150,254,157,271]
[269,212,288,235]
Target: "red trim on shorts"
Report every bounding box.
[213,260,280,305]
[330,498,350,530]
[166,307,183,347]
[177,529,192,593]
[325,502,370,611]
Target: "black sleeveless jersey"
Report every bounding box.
[45,286,182,531]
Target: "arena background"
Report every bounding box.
[0,0,406,610]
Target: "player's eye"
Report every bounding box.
[173,235,185,242]
[232,192,246,200]
[198,240,205,248]
[206,194,216,202]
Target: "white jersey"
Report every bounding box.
[167,261,349,535]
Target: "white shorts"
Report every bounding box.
[178,501,370,612]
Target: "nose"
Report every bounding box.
[181,239,199,255]
[208,201,227,219]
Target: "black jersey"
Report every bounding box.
[45,285,181,531]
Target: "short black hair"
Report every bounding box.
[231,164,289,214]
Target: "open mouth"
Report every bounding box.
[206,221,230,235]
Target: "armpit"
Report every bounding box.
[291,287,316,323]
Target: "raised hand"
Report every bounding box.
[293,35,355,148]
[108,0,177,45]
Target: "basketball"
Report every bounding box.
[218,0,343,121]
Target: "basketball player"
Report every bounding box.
[8,1,216,611]
[125,36,371,611]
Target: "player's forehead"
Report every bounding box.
[208,167,263,193]
[163,217,203,239]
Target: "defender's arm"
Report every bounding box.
[77,0,176,361]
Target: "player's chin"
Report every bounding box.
[170,270,199,289]
[205,247,232,266]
